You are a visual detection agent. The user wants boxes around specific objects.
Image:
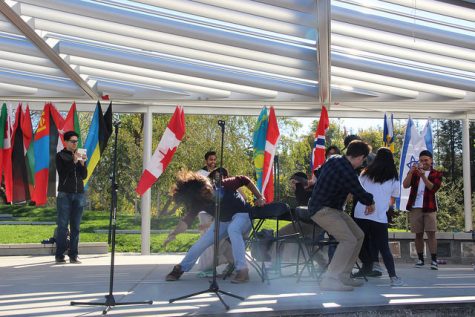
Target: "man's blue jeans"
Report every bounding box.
[56,192,85,258]
[180,213,251,272]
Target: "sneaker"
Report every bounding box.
[367,270,383,277]
[372,262,383,273]
[431,260,438,270]
[69,257,81,264]
[415,260,424,268]
[390,276,404,286]
[55,256,66,264]
[231,268,249,284]
[340,276,364,287]
[166,265,184,281]
[320,276,354,291]
[351,270,368,279]
[196,269,214,278]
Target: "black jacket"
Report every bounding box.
[56,149,88,193]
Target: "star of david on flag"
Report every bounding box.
[397,118,433,210]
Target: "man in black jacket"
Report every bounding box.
[55,131,88,264]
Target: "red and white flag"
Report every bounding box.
[262,107,280,202]
[136,106,185,196]
[311,106,329,171]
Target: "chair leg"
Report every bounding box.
[354,261,368,282]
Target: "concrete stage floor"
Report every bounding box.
[1,254,475,317]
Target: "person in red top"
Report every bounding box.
[403,150,443,270]
[164,168,265,283]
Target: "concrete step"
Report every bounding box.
[0,242,108,256]
[0,221,55,225]
[93,229,200,234]
[0,214,14,220]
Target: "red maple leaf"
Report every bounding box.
[159,147,177,170]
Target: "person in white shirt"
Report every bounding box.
[353,147,403,286]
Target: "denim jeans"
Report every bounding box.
[56,192,85,258]
[180,213,251,272]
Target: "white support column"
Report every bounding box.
[462,114,473,232]
[141,107,153,254]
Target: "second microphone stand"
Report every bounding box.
[169,120,244,310]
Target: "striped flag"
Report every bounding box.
[136,106,185,195]
[252,107,268,192]
[60,102,83,148]
[83,101,112,187]
[383,113,395,152]
[397,118,433,210]
[33,103,65,205]
[1,104,13,202]
[10,104,34,203]
[262,107,280,202]
[311,106,329,171]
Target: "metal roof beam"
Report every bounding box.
[332,5,475,50]
[0,1,97,99]
[317,0,331,106]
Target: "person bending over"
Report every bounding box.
[307,140,375,291]
[164,169,265,284]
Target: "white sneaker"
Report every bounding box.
[431,260,438,270]
[372,262,383,273]
[390,276,403,286]
[415,260,424,268]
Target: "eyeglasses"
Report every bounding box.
[68,140,78,144]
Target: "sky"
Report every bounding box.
[296,117,383,136]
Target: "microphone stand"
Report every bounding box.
[169,120,244,310]
[71,120,152,315]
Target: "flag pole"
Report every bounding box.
[169,119,244,310]
[71,119,152,314]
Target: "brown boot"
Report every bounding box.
[231,268,249,284]
[166,265,184,281]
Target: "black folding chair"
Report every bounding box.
[247,202,307,283]
[294,206,367,283]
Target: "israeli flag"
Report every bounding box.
[397,118,433,210]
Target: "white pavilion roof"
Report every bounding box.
[0,0,473,118]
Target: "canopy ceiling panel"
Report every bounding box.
[0,0,472,118]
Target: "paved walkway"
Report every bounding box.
[1,254,475,317]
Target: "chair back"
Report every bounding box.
[249,202,290,219]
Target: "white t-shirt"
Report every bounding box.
[197,169,210,177]
[413,170,430,208]
[354,175,400,224]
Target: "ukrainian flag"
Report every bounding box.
[84,101,112,187]
[383,113,395,152]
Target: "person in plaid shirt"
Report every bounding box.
[403,150,443,270]
[308,140,375,291]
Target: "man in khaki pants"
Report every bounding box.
[308,140,375,291]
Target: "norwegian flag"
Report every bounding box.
[262,107,280,202]
[311,106,329,171]
[136,106,185,196]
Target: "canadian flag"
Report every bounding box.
[136,106,185,196]
[311,105,329,171]
[262,107,280,202]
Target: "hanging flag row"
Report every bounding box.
[0,101,112,205]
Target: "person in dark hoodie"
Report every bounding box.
[54,131,88,264]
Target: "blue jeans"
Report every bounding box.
[180,213,251,271]
[56,192,85,258]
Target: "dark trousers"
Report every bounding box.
[355,218,396,277]
[56,192,85,258]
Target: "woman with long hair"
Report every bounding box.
[164,169,265,284]
[353,147,403,286]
